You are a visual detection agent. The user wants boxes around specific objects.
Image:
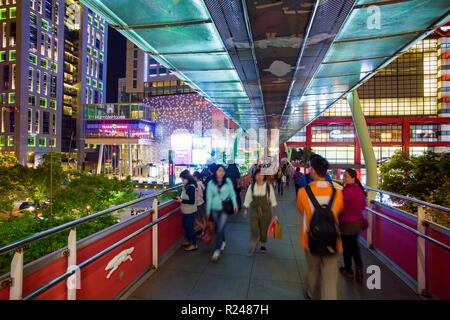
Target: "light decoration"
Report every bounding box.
[142,93,216,135]
[142,93,239,164]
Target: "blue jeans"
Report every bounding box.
[212,210,228,251]
[182,213,196,245]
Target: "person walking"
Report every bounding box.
[175,170,198,251]
[275,167,284,196]
[296,155,344,300]
[293,167,303,195]
[285,162,293,187]
[299,155,333,189]
[243,168,278,255]
[206,164,238,262]
[226,160,242,211]
[339,169,367,283]
[193,171,207,237]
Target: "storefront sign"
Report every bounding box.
[330,130,354,139]
[97,115,126,119]
[101,124,129,130]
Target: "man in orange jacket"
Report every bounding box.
[296,155,344,300]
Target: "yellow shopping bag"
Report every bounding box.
[275,222,282,240]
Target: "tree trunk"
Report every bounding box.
[34,199,39,219]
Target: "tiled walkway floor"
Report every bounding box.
[128,184,421,300]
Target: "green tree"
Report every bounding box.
[291,147,314,173]
[0,154,23,218]
[379,150,450,227]
[15,153,65,219]
[0,172,138,275]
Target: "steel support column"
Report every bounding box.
[233,127,243,162]
[347,90,377,248]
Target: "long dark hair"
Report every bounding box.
[345,169,366,197]
[193,171,203,181]
[212,164,228,186]
[180,169,197,189]
[252,168,267,184]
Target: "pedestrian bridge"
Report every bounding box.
[0,176,448,300]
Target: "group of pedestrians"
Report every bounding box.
[296,154,367,300]
[173,154,368,301]
[175,161,240,262]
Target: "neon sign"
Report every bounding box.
[101,124,129,130]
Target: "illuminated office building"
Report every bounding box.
[285,34,450,183]
[0,0,107,167]
[61,0,107,165]
[120,39,195,102]
[0,0,64,165]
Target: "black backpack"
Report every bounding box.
[304,185,339,255]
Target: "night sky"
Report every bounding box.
[106,27,126,102]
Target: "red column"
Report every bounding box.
[306,125,312,149]
[402,119,410,155]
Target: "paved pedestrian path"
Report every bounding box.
[127,184,421,300]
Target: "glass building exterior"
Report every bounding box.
[286,35,450,183]
[119,40,195,103]
[0,0,107,166]
[0,0,64,166]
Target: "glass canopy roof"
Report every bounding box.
[281,0,450,142]
[80,0,264,129]
[81,0,449,143]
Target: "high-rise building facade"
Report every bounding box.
[285,34,450,183]
[0,1,107,166]
[121,40,194,102]
[62,0,107,163]
[0,0,64,165]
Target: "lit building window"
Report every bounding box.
[313,146,355,165]
[410,124,440,142]
[35,110,40,133]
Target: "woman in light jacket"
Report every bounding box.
[243,168,278,255]
[206,164,238,262]
[339,169,367,282]
[175,170,198,252]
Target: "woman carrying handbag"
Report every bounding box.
[206,164,238,262]
[243,168,278,255]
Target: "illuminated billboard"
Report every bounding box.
[171,134,192,165]
[192,137,212,165]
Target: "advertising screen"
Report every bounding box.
[192,137,212,165]
[171,134,192,165]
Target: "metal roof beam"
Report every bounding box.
[114,19,212,30]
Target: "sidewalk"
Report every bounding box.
[127,184,421,300]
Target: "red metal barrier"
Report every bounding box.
[425,224,450,300]
[0,201,183,300]
[360,202,450,300]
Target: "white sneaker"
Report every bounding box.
[211,250,221,262]
[220,241,226,252]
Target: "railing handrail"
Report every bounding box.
[22,205,180,300]
[365,207,450,252]
[332,179,450,214]
[0,184,183,256]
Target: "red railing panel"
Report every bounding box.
[372,203,418,280]
[425,226,450,300]
[0,201,183,300]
